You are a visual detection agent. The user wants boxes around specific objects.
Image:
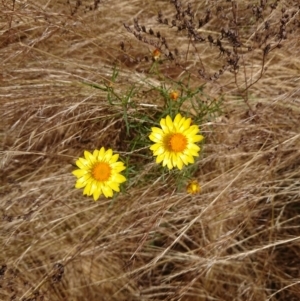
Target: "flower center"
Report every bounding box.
[168,133,187,152]
[92,162,111,182]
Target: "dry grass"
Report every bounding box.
[1,0,300,300]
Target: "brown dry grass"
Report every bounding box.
[1,0,300,300]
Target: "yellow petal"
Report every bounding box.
[111,162,126,173]
[72,169,89,178]
[76,157,89,169]
[99,147,106,158]
[171,152,178,166]
[160,117,166,128]
[75,174,91,187]
[102,185,113,198]
[156,153,165,164]
[180,154,189,165]
[174,113,182,124]
[150,143,161,151]
[189,135,203,143]
[153,146,166,156]
[165,115,174,130]
[170,152,183,169]
[75,179,86,189]
[167,157,174,169]
[104,148,113,161]
[149,132,163,143]
[176,157,183,170]
[163,152,171,168]
[93,187,102,201]
[111,173,126,183]
[90,180,99,195]
[174,115,186,130]
[109,153,119,163]
[188,144,200,155]
[93,149,99,157]
[83,180,92,196]
[180,118,191,131]
[84,150,94,161]
[110,173,124,183]
[188,150,199,157]
[160,117,170,133]
[183,154,195,164]
[184,125,200,136]
[151,127,163,134]
[107,181,120,192]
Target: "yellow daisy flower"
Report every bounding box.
[186,180,201,194]
[72,147,126,200]
[149,113,204,170]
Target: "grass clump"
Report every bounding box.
[1,0,300,300]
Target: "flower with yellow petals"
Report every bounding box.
[186,180,201,194]
[72,147,126,200]
[149,113,204,170]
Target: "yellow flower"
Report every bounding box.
[186,180,201,194]
[149,113,204,170]
[169,90,179,101]
[72,147,126,200]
